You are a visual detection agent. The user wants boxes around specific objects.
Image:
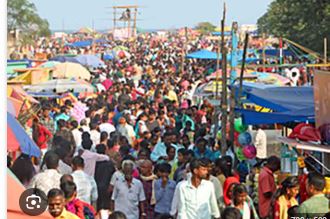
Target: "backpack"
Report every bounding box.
[82,205,95,219]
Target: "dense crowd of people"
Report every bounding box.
[8,32,330,219]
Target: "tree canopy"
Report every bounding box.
[257,0,330,54]
[8,0,51,44]
[195,22,216,35]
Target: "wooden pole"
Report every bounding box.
[324,37,327,64]
[263,33,266,72]
[228,21,238,148]
[133,8,138,38]
[220,2,227,155]
[238,33,249,105]
[113,8,116,37]
[213,3,224,141]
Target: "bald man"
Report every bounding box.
[138,160,157,219]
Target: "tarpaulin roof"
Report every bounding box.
[237,107,314,125]
[67,40,93,47]
[211,31,231,36]
[257,49,295,57]
[186,49,260,63]
[236,86,315,125]
[246,86,314,112]
[186,50,218,59]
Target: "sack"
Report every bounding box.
[288,123,321,142]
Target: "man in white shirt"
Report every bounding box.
[29,151,62,195]
[71,120,82,148]
[99,115,116,135]
[89,122,100,147]
[177,158,220,219]
[117,117,136,145]
[71,156,98,205]
[255,125,267,160]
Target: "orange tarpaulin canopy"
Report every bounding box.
[7,169,53,219]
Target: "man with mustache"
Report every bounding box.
[47,188,79,219]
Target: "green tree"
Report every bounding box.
[7,0,51,44]
[195,22,216,35]
[257,0,330,54]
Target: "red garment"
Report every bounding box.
[223,176,240,206]
[66,199,96,219]
[258,166,276,218]
[195,110,206,124]
[35,125,52,149]
[101,79,113,90]
[273,198,293,219]
[298,174,308,203]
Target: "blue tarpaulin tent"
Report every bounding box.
[235,86,314,125]
[66,40,93,47]
[186,50,218,59]
[186,50,260,63]
[237,108,315,125]
[246,86,314,112]
[257,49,294,57]
[211,31,231,36]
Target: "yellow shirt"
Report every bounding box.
[55,209,80,219]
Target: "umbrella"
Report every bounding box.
[39,61,60,68]
[7,97,24,117]
[25,79,95,93]
[76,27,94,34]
[7,169,53,219]
[49,56,80,64]
[7,112,41,157]
[75,54,105,68]
[52,62,91,80]
[103,54,114,60]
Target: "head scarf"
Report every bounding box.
[223,176,240,206]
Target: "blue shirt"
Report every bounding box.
[151,142,183,162]
[54,113,70,131]
[111,178,146,219]
[193,147,219,161]
[154,178,176,214]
